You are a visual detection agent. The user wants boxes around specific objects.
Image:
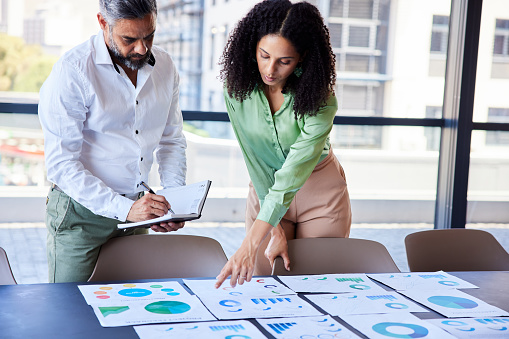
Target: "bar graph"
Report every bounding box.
[335,277,364,283]
[250,298,292,305]
[418,274,447,279]
[266,322,297,334]
[366,294,397,301]
[475,318,509,325]
[209,324,246,332]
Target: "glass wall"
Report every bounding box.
[466,0,509,226]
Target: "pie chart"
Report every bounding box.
[427,296,478,309]
[144,301,191,314]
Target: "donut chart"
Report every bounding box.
[372,322,429,338]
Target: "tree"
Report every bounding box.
[0,33,57,92]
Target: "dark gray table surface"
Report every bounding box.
[1,272,508,339]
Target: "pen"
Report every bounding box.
[140,181,175,214]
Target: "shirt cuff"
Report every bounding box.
[109,196,135,222]
[257,199,288,227]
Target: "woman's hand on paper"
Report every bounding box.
[215,219,273,288]
[126,193,170,222]
[265,223,291,272]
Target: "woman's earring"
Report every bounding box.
[294,66,303,78]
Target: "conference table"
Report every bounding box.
[0,271,508,338]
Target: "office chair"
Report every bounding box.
[0,247,17,285]
[272,237,400,275]
[405,229,509,272]
[88,234,228,282]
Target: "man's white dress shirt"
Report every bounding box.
[39,31,187,222]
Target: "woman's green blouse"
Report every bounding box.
[224,87,337,227]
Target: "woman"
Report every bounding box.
[215,0,351,288]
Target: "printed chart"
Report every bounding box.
[427,317,509,338]
[367,271,478,291]
[304,291,428,316]
[184,277,296,298]
[78,281,191,305]
[90,295,215,327]
[135,320,267,339]
[400,289,509,318]
[197,294,323,320]
[341,313,456,339]
[257,315,361,339]
[277,274,387,293]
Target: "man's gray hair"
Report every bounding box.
[99,0,157,26]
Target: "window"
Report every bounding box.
[329,23,342,48]
[429,15,449,77]
[492,19,509,78]
[348,26,371,47]
[425,106,442,151]
[486,108,509,145]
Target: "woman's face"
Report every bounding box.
[256,34,302,90]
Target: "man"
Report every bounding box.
[38,0,187,283]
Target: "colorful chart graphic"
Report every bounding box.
[438,281,460,286]
[99,306,130,317]
[385,303,409,310]
[428,296,478,309]
[250,298,293,305]
[367,295,397,301]
[336,277,364,283]
[144,301,191,314]
[372,322,429,338]
[476,318,509,325]
[349,284,371,290]
[84,283,183,301]
[118,288,153,297]
[266,322,297,334]
[210,324,246,332]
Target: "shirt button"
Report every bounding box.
[141,157,143,161]
[135,130,139,134]
[136,100,139,105]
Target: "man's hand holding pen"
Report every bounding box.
[126,182,185,233]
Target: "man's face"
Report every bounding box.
[99,13,156,70]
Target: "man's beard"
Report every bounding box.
[108,33,151,71]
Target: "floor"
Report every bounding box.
[1,222,508,284]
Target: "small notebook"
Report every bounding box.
[117,180,211,229]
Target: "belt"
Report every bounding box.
[51,183,64,193]
[51,184,143,199]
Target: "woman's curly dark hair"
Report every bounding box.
[219,0,336,119]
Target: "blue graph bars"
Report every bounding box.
[335,277,364,283]
[418,274,447,279]
[209,324,246,332]
[267,322,297,334]
[475,318,509,324]
[250,298,292,305]
[366,294,398,301]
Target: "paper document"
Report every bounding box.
[305,291,428,316]
[367,271,479,291]
[257,315,361,338]
[197,294,323,320]
[118,180,211,229]
[427,317,509,338]
[184,277,296,299]
[399,289,509,318]
[278,274,387,293]
[135,320,267,339]
[341,313,457,339]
